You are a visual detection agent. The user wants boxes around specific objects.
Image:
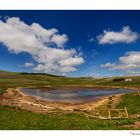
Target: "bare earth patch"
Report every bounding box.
[111,94,123,108]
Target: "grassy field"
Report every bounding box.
[0,70,140,130]
[118,92,140,114]
[0,70,140,88]
[0,106,139,130]
[93,92,140,118]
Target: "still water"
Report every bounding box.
[21,87,135,103]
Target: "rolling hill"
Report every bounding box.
[0,70,140,89]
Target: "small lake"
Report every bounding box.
[21,87,135,103]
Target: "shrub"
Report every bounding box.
[113,78,125,82]
[0,88,6,95]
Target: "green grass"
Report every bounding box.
[0,106,139,130]
[1,70,140,130]
[1,70,140,89]
[118,92,140,114]
[0,88,6,95]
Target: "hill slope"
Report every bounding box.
[0,70,140,88]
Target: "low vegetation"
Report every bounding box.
[113,78,125,82]
[118,92,140,114]
[0,70,140,130]
[0,106,139,130]
[0,88,5,95]
[0,70,140,88]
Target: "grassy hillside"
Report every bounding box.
[0,70,140,89]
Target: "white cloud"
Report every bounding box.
[119,51,140,64]
[101,63,116,68]
[0,17,84,74]
[24,62,34,67]
[51,34,68,48]
[127,71,140,75]
[59,66,76,73]
[59,57,84,67]
[101,51,140,71]
[97,26,139,44]
[88,37,94,42]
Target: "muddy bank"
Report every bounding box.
[0,85,137,114]
[0,88,110,113]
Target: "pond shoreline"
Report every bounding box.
[0,86,138,114]
[0,87,112,113]
[21,86,135,103]
[19,84,139,90]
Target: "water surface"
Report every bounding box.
[21,87,135,103]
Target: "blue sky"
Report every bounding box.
[0,10,140,77]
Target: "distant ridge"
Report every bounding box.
[0,70,66,77]
[19,72,66,78]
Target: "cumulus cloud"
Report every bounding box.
[51,34,68,48]
[58,57,84,67]
[101,51,140,71]
[0,17,84,74]
[24,62,34,67]
[97,26,139,44]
